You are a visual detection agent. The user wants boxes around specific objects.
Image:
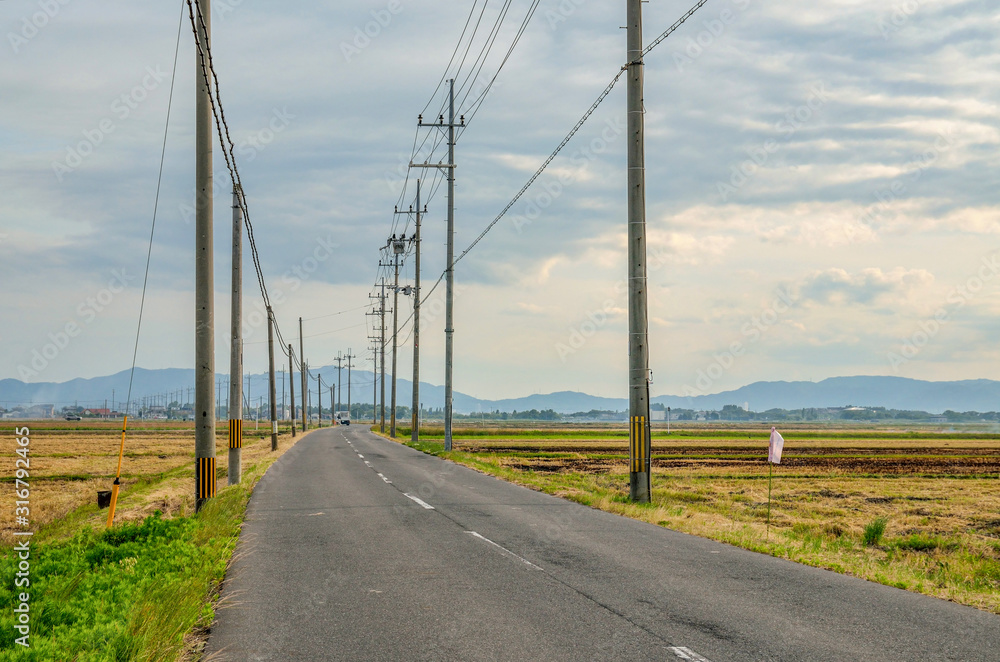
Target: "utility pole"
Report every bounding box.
[627,0,651,503]
[228,185,243,486]
[299,317,307,432]
[366,313,381,425]
[346,350,355,421]
[388,235,405,437]
[267,306,278,451]
[370,346,378,425]
[194,0,216,512]
[380,283,387,432]
[393,185,424,442]
[335,352,344,415]
[412,181,423,442]
[317,372,322,428]
[288,344,296,437]
[412,78,463,451]
[329,385,334,426]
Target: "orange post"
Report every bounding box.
[106,416,128,528]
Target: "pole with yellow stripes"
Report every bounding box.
[268,306,278,451]
[228,184,243,485]
[627,0,652,502]
[194,0,216,512]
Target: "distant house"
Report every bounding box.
[83,408,112,417]
[26,405,55,419]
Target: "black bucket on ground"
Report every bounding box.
[97,490,112,509]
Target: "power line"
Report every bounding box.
[458,0,541,133]
[123,0,185,417]
[455,0,712,268]
[387,0,712,338]
[186,0,289,352]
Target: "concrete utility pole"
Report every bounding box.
[412,180,423,442]
[267,306,278,451]
[335,352,344,415]
[228,186,243,486]
[299,317,307,432]
[329,385,334,426]
[380,283,387,432]
[194,0,215,512]
[412,79,463,451]
[346,350,355,421]
[393,183,424,442]
[288,344,296,437]
[370,346,378,425]
[317,372,322,427]
[627,0,652,503]
[389,235,405,437]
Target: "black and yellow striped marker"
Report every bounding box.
[630,415,648,473]
[228,418,243,449]
[196,456,217,500]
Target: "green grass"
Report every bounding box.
[863,516,889,546]
[0,461,269,661]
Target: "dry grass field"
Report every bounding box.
[399,423,1000,614]
[1,419,308,545]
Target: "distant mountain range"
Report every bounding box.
[1,370,998,415]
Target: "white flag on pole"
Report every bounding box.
[768,427,784,464]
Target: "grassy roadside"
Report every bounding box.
[0,428,312,661]
[390,433,1000,615]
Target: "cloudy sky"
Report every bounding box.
[2,0,999,401]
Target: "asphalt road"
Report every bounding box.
[205,425,1000,661]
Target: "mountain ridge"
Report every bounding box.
[2,370,999,415]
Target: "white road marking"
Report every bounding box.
[403,493,435,510]
[364,461,372,467]
[357,454,364,458]
[466,531,541,570]
[669,647,713,662]
[377,473,392,484]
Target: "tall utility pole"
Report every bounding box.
[329,385,334,426]
[288,344,296,437]
[317,373,322,428]
[299,317,307,432]
[393,183,424,442]
[366,313,381,425]
[194,0,215,512]
[370,345,378,425]
[380,283,387,432]
[335,352,344,415]
[412,79,463,451]
[346,350,355,421]
[228,186,243,486]
[627,0,652,503]
[267,306,278,451]
[412,180,423,442]
[388,235,405,437]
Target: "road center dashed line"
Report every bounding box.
[403,493,435,510]
[467,531,541,570]
[377,473,392,484]
[669,646,714,662]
